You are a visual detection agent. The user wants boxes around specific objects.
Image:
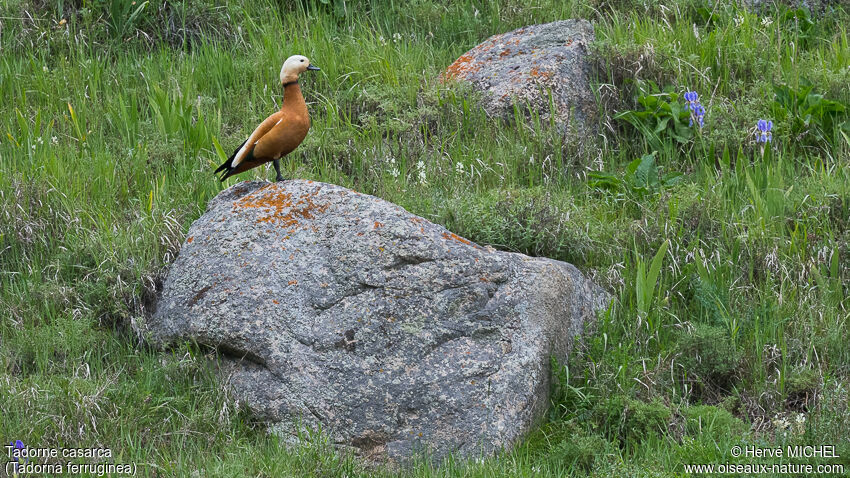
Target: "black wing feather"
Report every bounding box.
[214,138,249,181]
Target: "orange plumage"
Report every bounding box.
[216,55,320,182]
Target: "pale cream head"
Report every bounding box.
[279,55,319,84]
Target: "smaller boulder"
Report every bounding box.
[444,20,597,133]
[744,0,843,15]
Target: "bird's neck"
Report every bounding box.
[282,82,307,115]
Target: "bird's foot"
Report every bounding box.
[272,159,285,182]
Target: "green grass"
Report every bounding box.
[1,0,849,476]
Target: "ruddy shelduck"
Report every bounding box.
[215,54,320,182]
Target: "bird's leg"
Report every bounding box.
[272,159,285,182]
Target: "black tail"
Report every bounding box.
[214,139,248,182]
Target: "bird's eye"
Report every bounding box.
[300,59,304,62]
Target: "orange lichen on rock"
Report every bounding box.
[443,53,479,80]
[288,280,298,286]
[374,221,383,229]
[233,184,329,232]
[187,236,194,243]
[529,67,553,79]
[442,231,473,246]
[234,186,293,214]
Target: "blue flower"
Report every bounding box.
[684,91,705,129]
[687,102,705,128]
[756,119,773,143]
[9,440,26,473]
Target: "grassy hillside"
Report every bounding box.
[1,0,848,475]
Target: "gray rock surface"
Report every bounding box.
[743,0,846,14]
[443,20,596,133]
[145,180,609,464]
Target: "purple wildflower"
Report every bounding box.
[757,119,773,143]
[9,440,27,473]
[684,91,705,129]
[684,91,699,109]
[691,104,706,128]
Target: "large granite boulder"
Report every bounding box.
[145,180,608,464]
[443,20,596,133]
